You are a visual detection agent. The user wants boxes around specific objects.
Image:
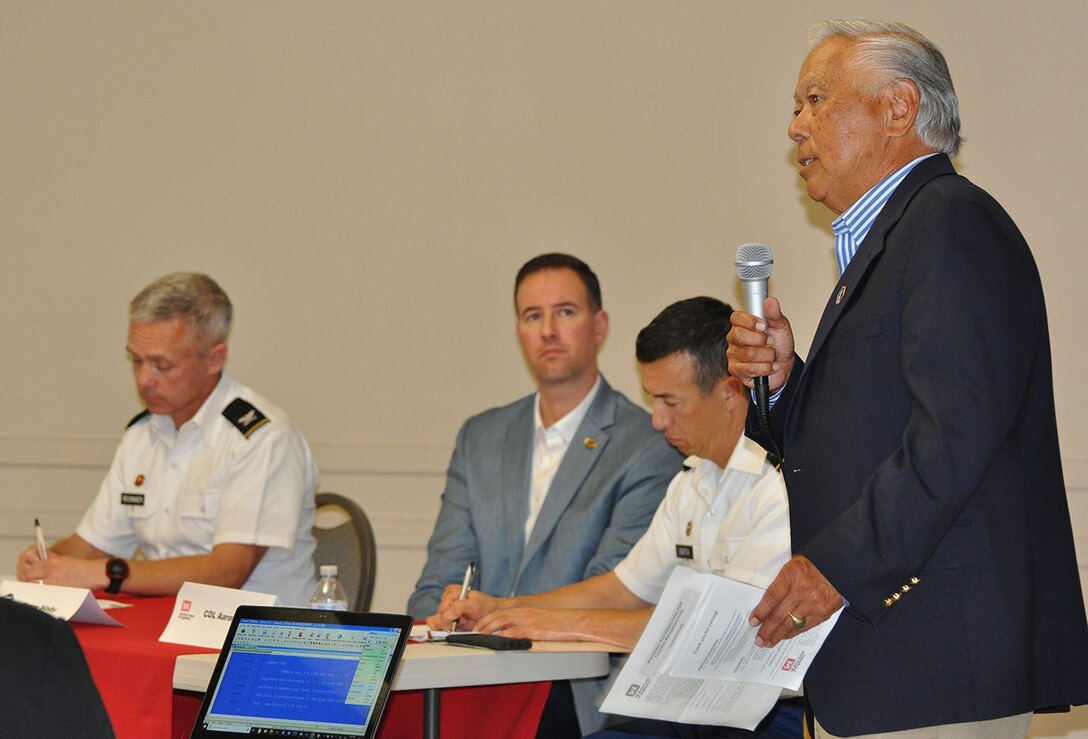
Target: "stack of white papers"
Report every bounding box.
[602,567,841,729]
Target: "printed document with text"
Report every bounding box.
[601,567,841,728]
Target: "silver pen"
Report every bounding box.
[450,561,475,633]
[34,518,48,584]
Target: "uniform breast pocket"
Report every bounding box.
[120,489,159,520]
[178,486,221,521]
[708,536,745,575]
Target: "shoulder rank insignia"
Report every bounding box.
[223,398,271,439]
[126,409,151,429]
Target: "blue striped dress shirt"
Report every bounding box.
[832,153,937,273]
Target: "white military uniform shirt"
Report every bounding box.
[76,371,319,605]
[614,435,790,604]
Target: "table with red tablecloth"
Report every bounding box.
[72,595,560,739]
[71,594,215,739]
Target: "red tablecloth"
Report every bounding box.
[71,594,216,739]
[72,595,550,738]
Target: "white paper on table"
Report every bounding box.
[0,580,125,625]
[158,581,277,649]
[95,599,133,610]
[601,567,841,729]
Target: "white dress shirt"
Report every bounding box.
[76,371,319,605]
[524,375,602,541]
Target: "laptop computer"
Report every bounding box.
[190,605,413,738]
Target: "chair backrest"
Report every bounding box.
[312,492,377,611]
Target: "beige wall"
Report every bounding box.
[2,2,1086,734]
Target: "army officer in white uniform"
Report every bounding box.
[17,272,318,606]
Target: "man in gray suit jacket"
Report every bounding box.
[409,253,680,734]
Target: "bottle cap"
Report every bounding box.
[320,564,339,577]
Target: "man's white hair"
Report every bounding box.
[809,19,963,157]
[129,272,232,351]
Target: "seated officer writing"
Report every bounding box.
[16,272,318,606]
[434,297,800,738]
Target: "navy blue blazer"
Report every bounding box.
[753,154,1088,734]
[0,598,115,738]
[408,376,680,619]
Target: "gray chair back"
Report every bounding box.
[312,492,377,611]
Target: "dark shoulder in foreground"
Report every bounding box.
[0,598,116,738]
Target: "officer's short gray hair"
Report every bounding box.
[129,272,232,351]
[808,19,963,158]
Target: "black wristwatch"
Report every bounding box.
[105,557,130,594]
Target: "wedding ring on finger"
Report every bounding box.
[787,611,806,630]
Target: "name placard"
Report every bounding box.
[0,580,125,626]
[158,581,277,649]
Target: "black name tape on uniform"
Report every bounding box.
[222,398,271,439]
[675,544,694,560]
[121,492,145,506]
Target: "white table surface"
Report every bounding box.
[174,640,614,693]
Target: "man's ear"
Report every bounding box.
[885,77,920,138]
[594,308,610,347]
[717,375,744,403]
[205,342,228,374]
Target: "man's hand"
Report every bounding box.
[427,587,508,632]
[726,297,795,393]
[475,607,584,642]
[17,545,107,589]
[749,555,843,647]
[474,605,651,648]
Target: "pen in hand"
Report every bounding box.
[450,561,475,633]
[34,518,48,584]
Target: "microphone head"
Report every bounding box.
[735,242,773,281]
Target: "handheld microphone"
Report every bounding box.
[735,242,773,319]
[734,243,782,467]
[735,242,774,397]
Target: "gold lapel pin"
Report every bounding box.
[134,474,145,487]
[835,285,847,305]
[685,521,692,537]
[584,437,597,449]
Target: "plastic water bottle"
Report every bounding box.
[309,564,349,611]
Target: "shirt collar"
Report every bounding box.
[533,374,602,444]
[686,435,772,490]
[148,370,236,447]
[832,153,937,273]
